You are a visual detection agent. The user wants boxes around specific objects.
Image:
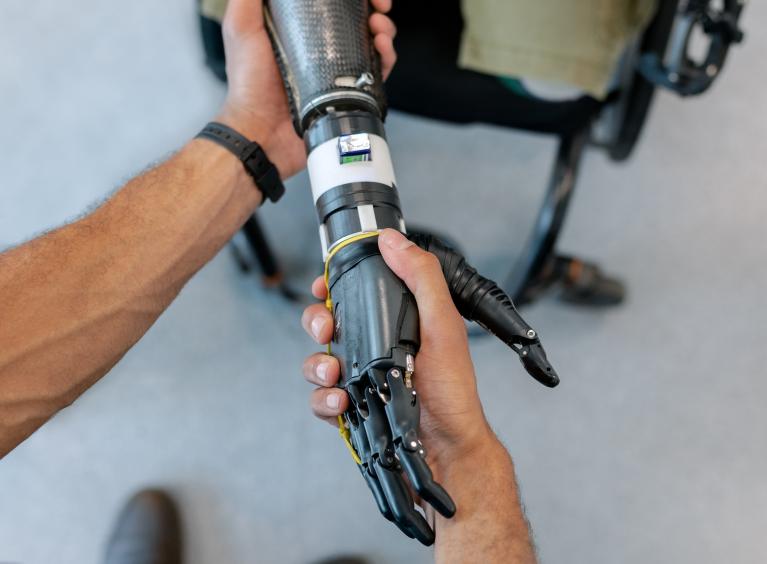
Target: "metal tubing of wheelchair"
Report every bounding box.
[504,127,590,304]
[241,214,281,283]
[609,0,680,161]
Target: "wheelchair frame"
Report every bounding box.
[198,0,743,308]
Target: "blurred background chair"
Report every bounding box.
[198,0,744,307]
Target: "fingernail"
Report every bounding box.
[316,362,329,383]
[311,317,327,340]
[326,393,340,409]
[381,229,414,250]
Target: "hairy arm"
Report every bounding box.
[0,139,260,458]
[0,0,397,460]
[433,436,537,563]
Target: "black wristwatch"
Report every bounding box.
[197,122,285,204]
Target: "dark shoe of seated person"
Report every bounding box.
[104,489,182,564]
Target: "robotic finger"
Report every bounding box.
[360,380,434,544]
[374,461,433,543]
[382,367,455,518]
[410,233,560,388]
[344,407,393,522]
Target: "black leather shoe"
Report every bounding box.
[104,489,182,564]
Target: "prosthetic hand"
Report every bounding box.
[266,0,558,544]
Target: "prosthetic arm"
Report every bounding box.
[266,0,558,545]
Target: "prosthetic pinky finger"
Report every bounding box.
[398,448,456,519]
[375,463,434,545]
[359,465,393,522]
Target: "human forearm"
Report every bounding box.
[0,138,259,457]
[434,435,537,564]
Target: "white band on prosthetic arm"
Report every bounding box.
[307,134,397,204]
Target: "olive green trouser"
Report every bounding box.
[459,0,658,99]
[200,0,228,21]
[201,0,658,100]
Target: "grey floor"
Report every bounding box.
[2,1,767,563]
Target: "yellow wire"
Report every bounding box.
[338,419,362,465]
[323,231,381,466]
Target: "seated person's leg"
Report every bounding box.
[199,0,228,22]
[458,0,658,101]
[386,0,605,134]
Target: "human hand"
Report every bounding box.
[302,229,537,559]
[300,229,498,474]
[216,0,398,179]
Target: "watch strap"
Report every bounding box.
[197,122,285,204]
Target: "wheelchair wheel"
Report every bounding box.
[609,0,681,161]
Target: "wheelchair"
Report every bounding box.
[198,0,745,308]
